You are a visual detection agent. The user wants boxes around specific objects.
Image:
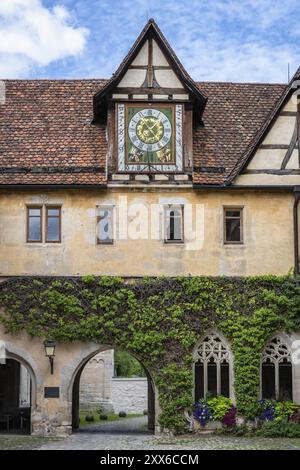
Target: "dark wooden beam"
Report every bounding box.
[293,188,300,276]
[244,169,300,175]
[129,65,172,70]
[260,144,299,150]
[281,120,298,169]
[147,37,153,87]
[298,101,300,168]
[114,87,187,95]
[280,111,297,116]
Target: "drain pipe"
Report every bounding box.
[294,186,300,277]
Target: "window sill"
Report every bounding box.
[223,243,246,249]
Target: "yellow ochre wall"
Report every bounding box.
[0,188,295,277]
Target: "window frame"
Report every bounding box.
[26,205,43,243]
[261,336,293,401]
[193,333,231,400]
[45,205,62,244]
[96,205,115,245]
[223,206,244,245]
[164,204,184,244]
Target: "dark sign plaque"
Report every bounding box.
[44,387,60,398]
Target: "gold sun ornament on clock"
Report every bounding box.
[128,108,172,153]
[136,116,164,144]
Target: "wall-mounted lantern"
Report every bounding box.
[44,340,56,375]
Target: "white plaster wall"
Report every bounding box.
[235,95,299,186]
[153,41,169,66]
[118,69,147,87]
[111,378,147,414]
[131,41,148,66]
[155,69,183,88]
[282,96,297,112]
[263,115,296,146]
[235,174,300,185]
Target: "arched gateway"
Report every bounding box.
[0,325,159,436]
[70,347,156,432]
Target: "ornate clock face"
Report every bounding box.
[117,103,183,172]
[128,108,172,153]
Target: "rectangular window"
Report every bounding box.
[27,206,42,242]
[97,206,114,244]
[224,207,243,244]
[46,206,61,243]
[164,206,184,243]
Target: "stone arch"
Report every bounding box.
[193,330,235,401]
[0,341,38,434]
[67,344,158,433]
[260,333,294,401]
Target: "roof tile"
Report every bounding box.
[0,79,286,186]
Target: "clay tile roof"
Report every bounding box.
[0,78,286,187]
[0,79,108,186]
[193,81,286,185]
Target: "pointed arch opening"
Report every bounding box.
[194,332,232,400]
[261,336,293,401]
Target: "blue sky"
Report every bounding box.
[0,0,300,82]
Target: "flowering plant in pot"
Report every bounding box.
[193,400,213,427]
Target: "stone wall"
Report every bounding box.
[79,350,114,413]
[0,189,295,277]
[111,378,147,414]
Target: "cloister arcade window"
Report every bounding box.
[261,337,293,401]
[194,333,230,400]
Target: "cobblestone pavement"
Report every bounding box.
[37,417,300,450]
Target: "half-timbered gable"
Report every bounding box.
[92,19,206,183]
[233,70,300,186]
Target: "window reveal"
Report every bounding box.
[46,207,61,243]
[27,205,61,243]
[224,208,243,244]
[97,206,114,244]
[164,206,184,243]
[27,206,42,242]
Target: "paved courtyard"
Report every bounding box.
[2,417,300,450]
[36,417,300,451]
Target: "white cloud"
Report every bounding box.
[68,0,300,83]
[149,0,300,83]
[0,0,299,82]
[0,0,89,77]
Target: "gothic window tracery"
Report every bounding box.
[194,333,230,399]
[261,337,293,401]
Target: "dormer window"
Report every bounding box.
[93,19,207,181]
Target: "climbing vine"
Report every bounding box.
[0,275,299,433]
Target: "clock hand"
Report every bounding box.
[149,120,161,131]
[142,120,157,138]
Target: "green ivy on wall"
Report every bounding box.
[0,275,299,433]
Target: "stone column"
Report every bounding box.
[19,364,31,407]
